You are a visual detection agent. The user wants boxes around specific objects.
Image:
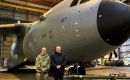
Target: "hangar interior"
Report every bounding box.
[0,0,130,67]
[0,0,61,67]
[97,40,130,66]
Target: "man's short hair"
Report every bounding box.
[56,46,61,49]
[42,47,46,49]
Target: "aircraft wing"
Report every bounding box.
[0,23,31,28]
[0,23,31,40]
[0,24,18,28]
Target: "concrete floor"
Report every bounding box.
[86,66,130,76]
[0,66,130,80]
[0,69,36,80]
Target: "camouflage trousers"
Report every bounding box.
[36,72,48,80]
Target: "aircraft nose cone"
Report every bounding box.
[97,0,130,46]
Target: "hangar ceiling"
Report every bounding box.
[17,0,63,8]
[0,0,129,13]
[0,0,63,13]
[19,0,62,5]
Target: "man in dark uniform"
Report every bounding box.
[51,46,67,80]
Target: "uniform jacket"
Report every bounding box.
[35,53,50,73]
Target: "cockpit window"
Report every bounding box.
[80,0,90,4]
[70,0,79,7]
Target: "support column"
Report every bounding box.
[118,48,121,60]
[0,37,4,67]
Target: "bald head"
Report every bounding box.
[55,46,62,54]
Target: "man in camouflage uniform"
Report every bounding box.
[35,47,50,80]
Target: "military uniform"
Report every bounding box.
[35,53,50,80]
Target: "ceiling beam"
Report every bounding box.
[0,2,48,13]
[3,0,51,10]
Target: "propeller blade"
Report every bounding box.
[113,51,118,58]
[109,52,113,60]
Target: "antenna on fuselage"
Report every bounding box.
[39,13,46,21]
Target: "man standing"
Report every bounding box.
[51,46,67,80]
[35,47,50,80]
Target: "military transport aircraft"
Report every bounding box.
[0,0,130,69]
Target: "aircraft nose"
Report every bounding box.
[97,0,130,46]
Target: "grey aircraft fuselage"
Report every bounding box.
[5,0,130,68]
